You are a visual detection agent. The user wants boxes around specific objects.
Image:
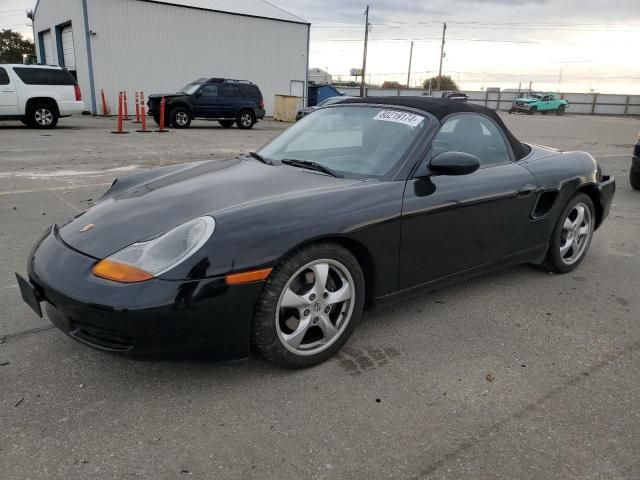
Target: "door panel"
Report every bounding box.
[220,85,242,117]
[399,113,539,289]
[400,163,538,288]
[192,84,220,117]
[0,67,19,115]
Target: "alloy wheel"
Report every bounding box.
[175,112,189,126]
[241,113,253,127]
[276,259,355,356]
[560,203,592,265]
[35,108,53,126]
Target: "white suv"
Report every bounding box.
[0,64,85,129]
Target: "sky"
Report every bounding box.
[2,0,639,94]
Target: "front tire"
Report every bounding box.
[527,107,537,116]
[236,110,255,130]
[170,107,191,129]
[27,102,59,129]
[557,105,566,116]
[539,193,595,273]
[252,243,365,369]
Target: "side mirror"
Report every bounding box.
[429,151,481,176]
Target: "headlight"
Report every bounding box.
[92,216,215,283]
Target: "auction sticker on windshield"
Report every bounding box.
[373,110,424,127]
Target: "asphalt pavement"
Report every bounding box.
[1,113,639,479]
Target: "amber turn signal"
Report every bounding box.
[92,259,155,283]
[225,268,273,285]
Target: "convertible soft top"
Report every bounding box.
[341,96,531,160]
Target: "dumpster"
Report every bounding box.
[274,95,304,123]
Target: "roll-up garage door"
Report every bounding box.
[61,25,76,70]
[42,31,54,65]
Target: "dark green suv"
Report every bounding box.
[148,78,265,129]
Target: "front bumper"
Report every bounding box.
[511,104,534,112]
[23,228,263,358]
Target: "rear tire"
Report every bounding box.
[630,166,640,190]
[539,193,595,273]
[252,243,365,369]
[219,120,234,128]
[26,102,59,129]
[556,105,566,116]
[236,110,255,130]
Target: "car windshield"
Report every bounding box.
[531,94,543,99]
[259,106,429,179]
[179,83,202,95]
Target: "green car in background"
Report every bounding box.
[510,93,569,116]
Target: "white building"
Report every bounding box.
[308,68,332,85]
[32,0,310,115]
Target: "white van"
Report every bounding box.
[0,64,85,129]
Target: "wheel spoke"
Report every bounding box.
[311,263,330,296]
[326,283,351,305]
[579,225,589,236]
[560,239,572,256]
[281,287,311,309]
[284,318,311,349]
[563,218,574,232]
[318,316,338,340]
[574,206,585,227]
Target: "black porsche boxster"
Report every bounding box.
[17,98,615,368]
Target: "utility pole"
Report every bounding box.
[406,41,414,88]
[557,65,564,92]
[437,22,447,90]
[360,5,370,98]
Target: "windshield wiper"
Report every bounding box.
[280,159,341,178]
[249,152,272,165]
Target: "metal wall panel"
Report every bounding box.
[87,0,309,116]
[33,0,90,111]
[149,0,307,23]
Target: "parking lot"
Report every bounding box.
[1,113,639,479]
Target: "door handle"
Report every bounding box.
[517,184,536,197]
[2,89,15,93]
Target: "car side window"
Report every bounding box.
[222,85,240,98]
[200,85,218,97]
[431,114,511,166]
[0,67,9,85]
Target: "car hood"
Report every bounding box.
[59,159,361,259]
[148,93,189,100]
[515,97,539,103]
